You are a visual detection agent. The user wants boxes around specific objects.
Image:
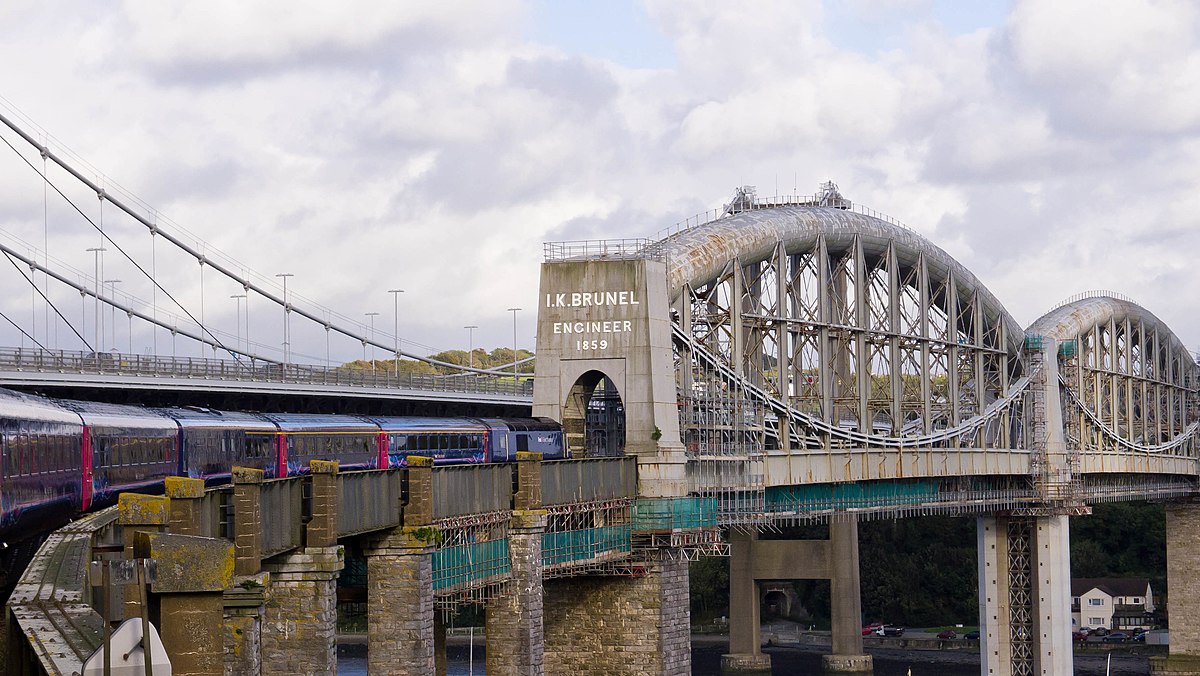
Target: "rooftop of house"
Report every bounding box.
[1071,577,1151,599]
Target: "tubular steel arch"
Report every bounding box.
[660,206,1027,448]
[654,205,1030,521]
[1028,295,1200,462]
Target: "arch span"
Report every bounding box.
[1028,293,1199,462]
[659,205,1026,449]
[659,206,1023,355]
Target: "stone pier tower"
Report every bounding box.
[533,254,687,496]
[534,251,693,675]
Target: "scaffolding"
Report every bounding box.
[432,511,511,610]
[630,496,726,559]
[679,357,767,527]
[541,498,633,576]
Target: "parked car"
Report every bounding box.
[875,625,905,637]
[862,623,884,636]
[936,630,957,640]
[1132,631,1146,642]
[963,630,981,640]
[1072,631,1088,641]
[1103,632,1130,643]
[1089,627,1110,637]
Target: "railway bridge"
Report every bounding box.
[7,187,1200,676]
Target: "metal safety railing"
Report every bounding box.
[260,478,304,558]
[649,192,916,242]
[0,347,529,397]
[337,470,403,538]
[541,456,636,505]
[543,238,662,262]
[432,465,513,520]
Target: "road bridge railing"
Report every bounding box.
[0,346,524,396]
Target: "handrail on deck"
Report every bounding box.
[0,346,529,397]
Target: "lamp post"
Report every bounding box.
[275,273,294,363]
[464,325,478,368]
[365,312,380,367]
[230,294,246,354]
[104,279,121,353]
[507,307,521,385]
[388,289,404,378]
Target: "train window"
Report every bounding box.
[516,434,529,453]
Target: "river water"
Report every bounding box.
[336,640,1152,675]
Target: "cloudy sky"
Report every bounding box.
[0,0,1197,365]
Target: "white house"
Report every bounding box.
[1070,578,1155,632]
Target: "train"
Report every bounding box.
[0,386,565,544]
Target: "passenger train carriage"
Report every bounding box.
[0,387,565,550]
[0,388,84,527]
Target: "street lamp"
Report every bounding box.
[230,294,247,354]
[507,307,521,383]
[388,289,404,377]
[104,279,121,353]
[365,312,380,366]
[464,325,478,369]
[275,273,294,363]
[85,247,106,353]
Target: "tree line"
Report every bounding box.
[339,347,534,375]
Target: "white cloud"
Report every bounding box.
[0,0,1198,363]
[1005,0,1200,135]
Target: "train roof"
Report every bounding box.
[55,398,177,431]
[257,412,379,432]
[480,417,562,432]
[156,407,277,431]
[363,416,491,432]
[0,387,83,426]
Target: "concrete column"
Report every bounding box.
[487,451,546,676]
[165,476,206,536]
[261,546,344,676]
[135,532,234,676]
[1151,501,1200,676]
[307,460,338,548]
[978,514,1013,676]
[722,529,770,673]
[119,493,169,619]
[824,516,872,675]
[979,514,1074,676]
[232,467,264,576]
[545,557,691,676]
[1033,515,1073,675]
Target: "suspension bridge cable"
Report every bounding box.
[0,131,241,361]
[0,289,50,353]
[1,249,92,351]
[0,242,276,363]
[0,308,46,352]
[0,108,520,376]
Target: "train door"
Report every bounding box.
[81,428,93,510]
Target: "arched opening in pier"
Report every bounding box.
[562,370,625,458]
